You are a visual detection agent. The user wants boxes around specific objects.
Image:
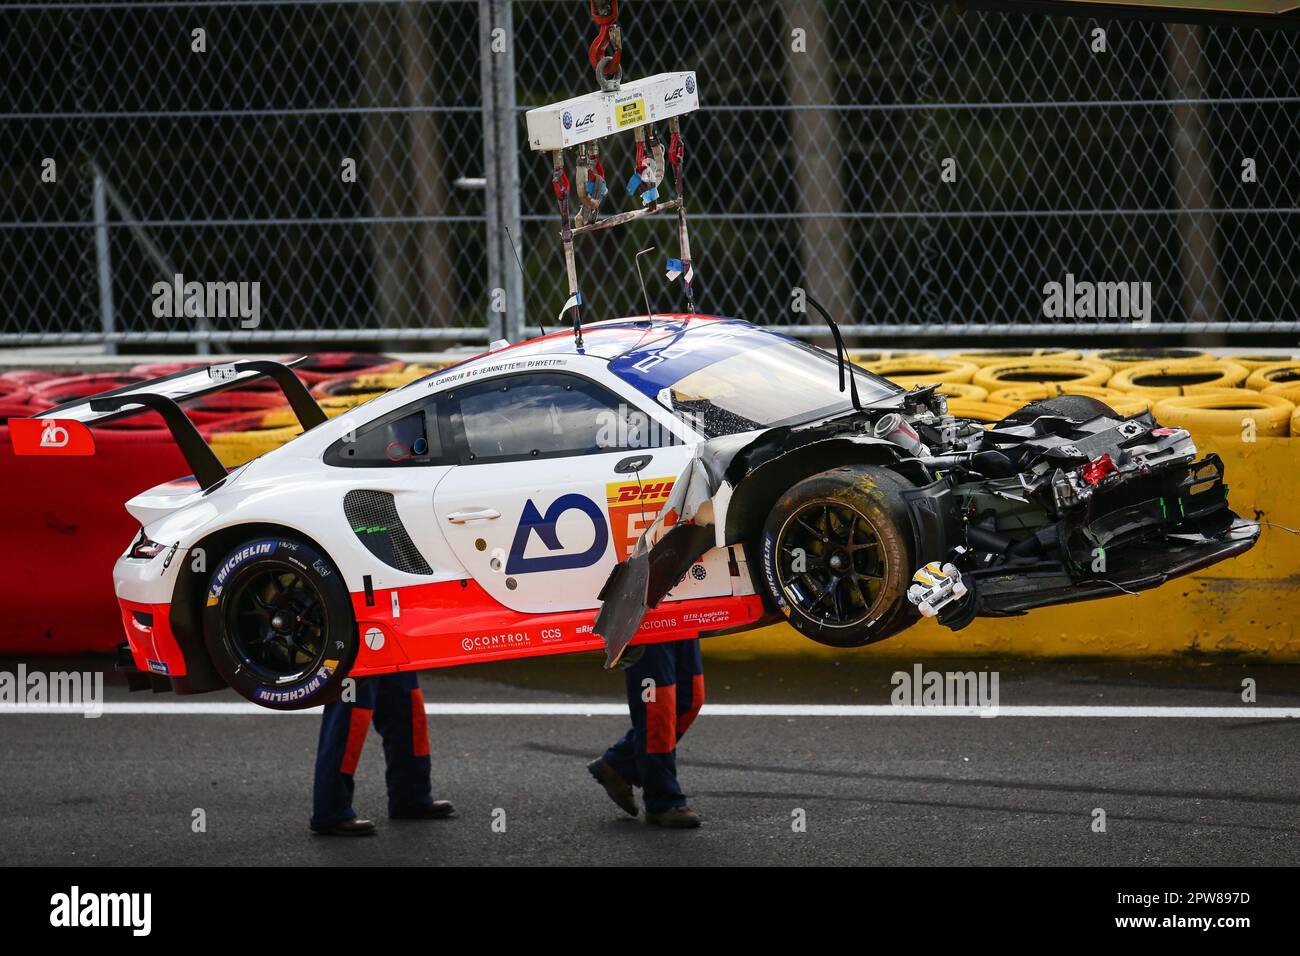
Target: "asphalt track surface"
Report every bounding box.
[2,654,1298,866]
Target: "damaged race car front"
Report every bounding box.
[938,397,1260,624]
[594,361,1260,665]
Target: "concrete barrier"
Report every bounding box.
[710,434,1300,662]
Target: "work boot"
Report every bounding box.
[645,806,702,829]
[312,818,377,837]
[390,800,456,820]
[587,758,638,816]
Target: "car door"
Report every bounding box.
[432,370,694,614]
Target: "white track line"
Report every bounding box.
[3,703,1299,718]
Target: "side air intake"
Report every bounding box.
[343,490,434,575]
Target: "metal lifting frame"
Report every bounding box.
[526,10,701,343]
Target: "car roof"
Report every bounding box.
[408,314,731,386]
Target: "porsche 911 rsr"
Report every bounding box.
[24,316,1259,710]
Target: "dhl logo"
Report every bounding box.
[606,478,675,508]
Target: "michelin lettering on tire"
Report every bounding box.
[254,658,340,706]
[207,539,278,604]
[761,532,789,615]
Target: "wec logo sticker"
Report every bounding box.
[506,494,608,574]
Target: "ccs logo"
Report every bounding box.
[685,75,696,94]
[562,111,573,129]
[507,494,608,574]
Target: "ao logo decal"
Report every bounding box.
[506,494,609,574]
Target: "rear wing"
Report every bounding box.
[17,359,327,491]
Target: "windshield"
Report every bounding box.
[665,338,899,437]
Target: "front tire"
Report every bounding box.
[202,534,357,710]
[759,466,918,648]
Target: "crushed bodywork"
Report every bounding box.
[594,390,1260,665]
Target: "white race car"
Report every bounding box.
[26,314,1258,709]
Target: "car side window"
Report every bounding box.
[453,372,664,463]
[324,400,444,467]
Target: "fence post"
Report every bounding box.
[479,0,526,343]
[92,170,116,355]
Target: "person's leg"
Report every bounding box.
[600,725,640,787]
[674,639,705,742]
[623,642,687,815]
[371,671,435,817]
[310,678,377,832]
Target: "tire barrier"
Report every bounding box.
[181,390,286,428]
[310,365,440,398]
[1152,392,1294,438]
[1087,347,1212,371]
[971,359,1112,393]
[987,383,1151,417]
[204,416,305,467]
[950,347,1082,366]
[0,380,31,404]
[1109,359,1249,397]
[28,373,145,411]
[1,369,61,386]
[0,426,193,653]
[259,392,383,428]
[864,357,980,385]
[1245,361,1300,392]
[944,398,1020,423]
[1262,381,1300,406]
[0,401,35,423]
[281,351,402,385]
[847,350,935,365]
[888,380,989,402]
[1231,353,1300,371]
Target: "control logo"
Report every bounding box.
[50,886,151,936]
[462,632,531,651]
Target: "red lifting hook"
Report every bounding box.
[588,0,622,77]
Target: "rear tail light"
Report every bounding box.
[129,530,167,560]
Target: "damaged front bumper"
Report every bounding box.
[969,517,1260,616]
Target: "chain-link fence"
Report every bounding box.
[2,0,1299,349]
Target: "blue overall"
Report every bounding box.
[601,639,705,814]
[310,672,434,831]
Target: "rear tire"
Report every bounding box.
[759,466,918,648]
[202,534,357,710]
